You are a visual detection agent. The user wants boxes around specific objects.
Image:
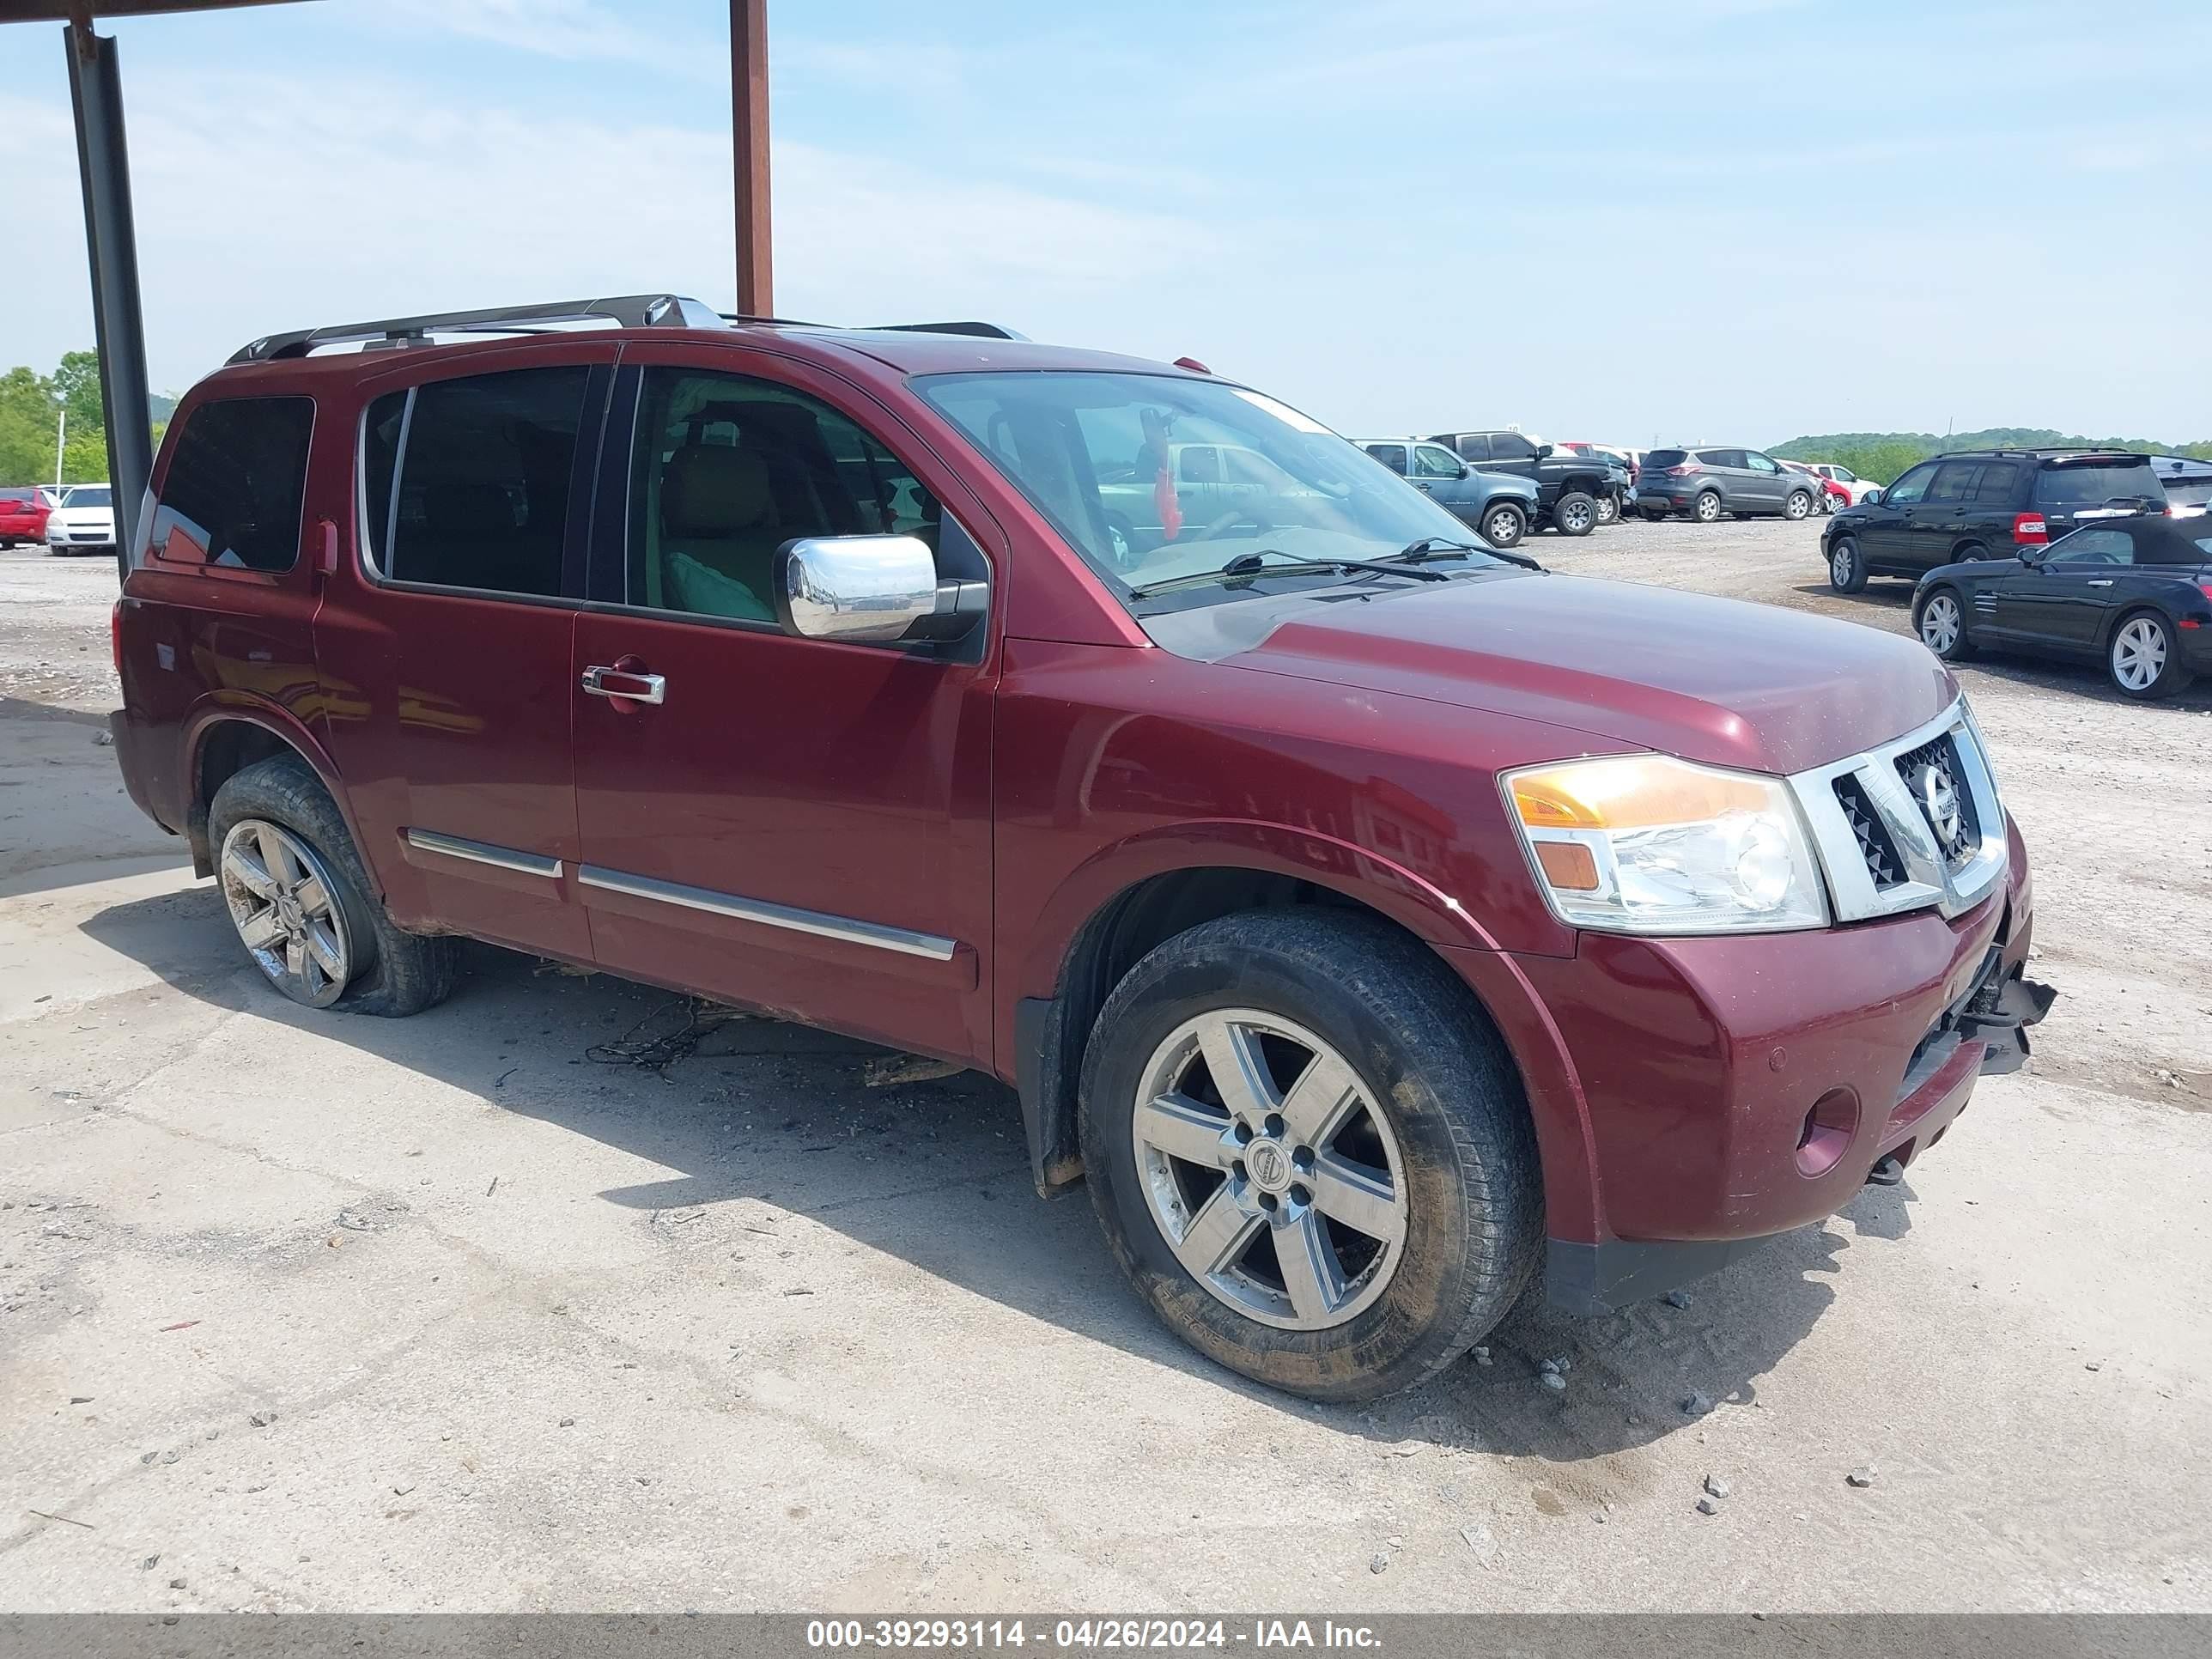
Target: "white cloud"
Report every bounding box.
[0,69,1228,392]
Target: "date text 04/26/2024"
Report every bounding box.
[804,1620,1382,1650]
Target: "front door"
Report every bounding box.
[1991,526,2135,648]
[1857,459,1936,568]
[316,348,612,962]
[568,352,1000,1066]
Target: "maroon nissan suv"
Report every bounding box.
[108,295,2050,1400]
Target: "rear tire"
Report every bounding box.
[209,756,459,1017]
[1078,910,1541,1402]
[2107,611,2193,700]
[1553,492,1597,537]
[1692,490,1723,524]
[1828,535,1869,593]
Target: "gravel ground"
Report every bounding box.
[0,530,2206,1613]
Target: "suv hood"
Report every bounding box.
[1190,572,1956,775]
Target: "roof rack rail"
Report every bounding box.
[868,320,1028,341]
[228,294,727,365]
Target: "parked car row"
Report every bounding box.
[0,483,117,554]
[1820,447,2208,699]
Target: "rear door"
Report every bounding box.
[1990,525,2134,649]
[1695,449,1748,509]
[315,346,613,961]
[568,347,999,1066]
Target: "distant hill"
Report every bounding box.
[1770,428,2212,486]
[151,392,176,424]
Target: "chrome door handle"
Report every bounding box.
[580,665,666,704]
[2086,580,2114,587]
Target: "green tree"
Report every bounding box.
[52,349,108,440]
[0,366,64,487]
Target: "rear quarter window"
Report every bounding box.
[150,395,315,571]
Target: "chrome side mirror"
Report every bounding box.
[775,535,986,646]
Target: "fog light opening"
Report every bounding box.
[1796,1087,1861,1178]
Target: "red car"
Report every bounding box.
[0,485,54,546]
[109,295,2050,1400]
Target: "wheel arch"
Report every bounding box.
[1007,823,1544,1205]
[183,705,367,886]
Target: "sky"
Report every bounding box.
[2,0,2209,448]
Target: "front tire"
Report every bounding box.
[1078,911,1541,1402]
[1595,491,1620,526]
[1553,491,1597,537]
[1784,489,1814,520]
[1913,586,1975,661]
[1480,501,1528,549]
[210,756,459,1016]
[1828,535,1869,592]
[2108,611,2193,700]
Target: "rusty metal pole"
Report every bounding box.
[732,0,771,317]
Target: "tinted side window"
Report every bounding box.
[2047,528,2133,565]
[365,367,587,596]
[1364,443,1408,475]
[1488,433,1535,462]
[625,367,954,626]
[1883,463,1939,505]
[1973,462,2020,504]
[1698,449,1745,470]
[1450,434,1492,462]
[151,396,314,571]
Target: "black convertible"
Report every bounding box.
[1912,515,2212,700]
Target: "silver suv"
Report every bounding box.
[1637,447,1820,525]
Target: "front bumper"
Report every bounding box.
[1449,819,2048,1315]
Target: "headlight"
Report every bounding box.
[1504,754,1829,935]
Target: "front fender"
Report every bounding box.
[1013,817,1508,1007]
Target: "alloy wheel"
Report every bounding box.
[1696,494,1721,523]
[1596,495,1619,525]
[1831,545,1854,586]
[1131,1008,1408,1332]
[1920,593,1961,654]
[220,818,355,1007]
[1786,492,1809,520]
[1562,501,1595,533]
[2112,617,2166,692]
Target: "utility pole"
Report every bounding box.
[54,401,66,489]
[731,0,771,317]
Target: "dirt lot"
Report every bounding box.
[2,526,2207,1613]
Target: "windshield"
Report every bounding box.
[917,371,1508,606]
[64,486,112,509]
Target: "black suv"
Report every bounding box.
[1426,429,1627,536]
[1824,448,2172,592]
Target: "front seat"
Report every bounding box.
[658,443,783,621]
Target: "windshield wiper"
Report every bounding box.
[1127,549,1449,599]
[1394,536,1547,573]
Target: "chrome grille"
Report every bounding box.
[1893,736,1979,870]
[1833,774,1903,888]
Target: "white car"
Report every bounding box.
[44,483,117,556]
[1802,462,1879,505]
